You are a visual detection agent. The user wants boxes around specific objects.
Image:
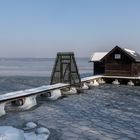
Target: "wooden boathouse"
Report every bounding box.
[90,52,107,75]
[101,46,140,77]
[90,46,140,77]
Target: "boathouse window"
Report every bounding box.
[114,54,121,59]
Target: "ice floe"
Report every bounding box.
[24,122,37,130]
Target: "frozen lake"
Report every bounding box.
[0,84,140,140]
[0,58,92,77]
[0,58,140,139]
[0,57,92,95]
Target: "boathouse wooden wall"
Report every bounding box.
[131,63,140,76]
[103,48,140,77]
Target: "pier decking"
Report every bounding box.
[103,75,140,80]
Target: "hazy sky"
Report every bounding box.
[0,0,140,58]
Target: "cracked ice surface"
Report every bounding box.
[0,84,140,140]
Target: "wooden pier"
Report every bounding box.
[0,83,69,117]
[0,75,140,117]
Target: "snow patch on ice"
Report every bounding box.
[0,123,50,140]
[0,126,24,140]
[24,132,49,140]
[36,127,50,135]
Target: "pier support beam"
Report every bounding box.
[48,89,62,100]
[93,79,99,86]
[98,78,106,84]
[63,87,77,95]
[89,80,99,86]
[18,95,37,110]
[112,79,120,85]
[0,102,6,117]
[81,82,89,89]
[127,80,135,86]
[88,81,94,87]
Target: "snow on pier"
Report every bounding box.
[0,83,69,116]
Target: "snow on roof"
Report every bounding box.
[90,52,108,62]
[123,48,140,61]
[90,46,140,62]
[124,48,137,56]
